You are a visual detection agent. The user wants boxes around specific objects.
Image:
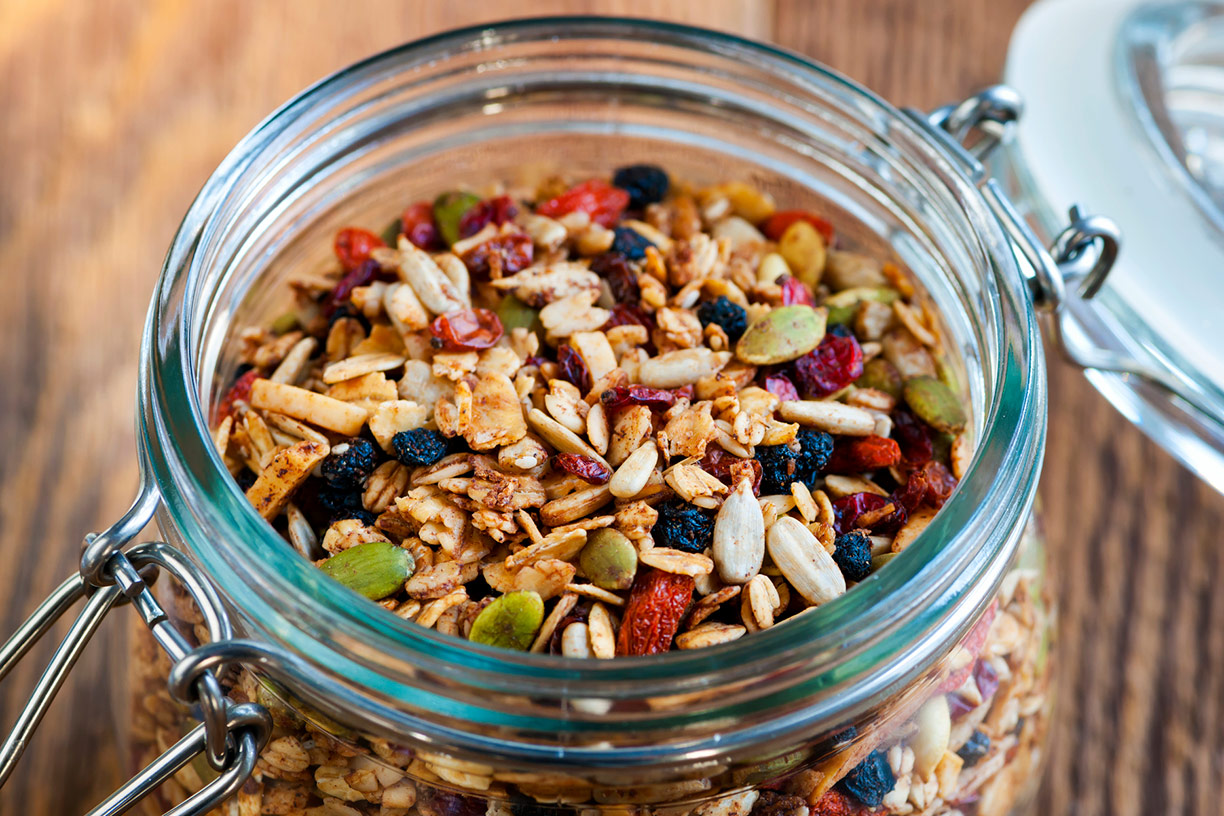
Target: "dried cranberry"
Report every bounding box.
[552,453,612,485]
[460,233,533,279]
[762,210,836,244]
[429,308,505,351]
[333,227,385,271]
[323,258,393,317]
[779,275,817,307]
[825,436,902,474]
[556,344,592,393]
[536,179,630,227]
[458,195,519,238]
[217,369,260,421]
[400,202,440,249]
[947,693,977,720]
[832,492,905,534]
[699,448,762,495]
[672,384,695,401]
[591,252,640,304]
[604,302,655,334]
[893,411,935,466]
[974,658,1000,701]
[763,373,800,403]
[792,332,864,398]
[600,385,676,412]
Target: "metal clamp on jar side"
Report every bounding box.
[0,462,272,816]
[911,85,1213,425]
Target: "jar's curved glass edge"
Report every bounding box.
[135,16,1047,736]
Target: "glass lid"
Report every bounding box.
[1003,0,1224,492]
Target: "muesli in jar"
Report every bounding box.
[130,166,1052,816]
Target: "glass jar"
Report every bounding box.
[51,18,1071,816]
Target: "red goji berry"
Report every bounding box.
[763,373,800,403]
[458,195,519,239]
[333,227,385,271]
[825,435,902,473]
[616,568,694,656]
[600,384,676,412]
[779,275,817,307]
[428,308,504,352]
[552,453,612,485]
[556,344,592,394]
[216,369,260,422]
[460,233,533,279]
[762,210,835,244]
[400,202,440,250]
[810,788,863,816]
[792,332,864,398]
[537,179,630,227]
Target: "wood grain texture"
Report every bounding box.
[1,1,1221,814]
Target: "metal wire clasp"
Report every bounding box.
[0,473,271,815]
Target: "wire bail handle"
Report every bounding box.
[0,467,272,816]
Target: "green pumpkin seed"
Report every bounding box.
[269,311,299,336]
[903,375,967,434]
[735,305,827,365]
[825,286,900,327]
[379,218,403,247]
[856,358,903,398]
[317,541,414,600]
[433,191,482,247]
[497,293,541,333]
[579,529,638,590]
[871,552,897,571]
[469,591,545,651]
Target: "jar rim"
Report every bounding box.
[138,16,1045,756]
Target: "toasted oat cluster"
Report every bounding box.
[214,166,974,658]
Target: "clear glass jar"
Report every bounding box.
[122,18,1053,816]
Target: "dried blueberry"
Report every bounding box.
[832,530,872,582]
[612,164,670,209]
[836,749,895,809]
[957,730,991,766]
[696,296,748,342]
[654,501,715,554]
[795,428,834,482]
[756,443,800,494]
[392,428,449,467]
[320,437,379,490]
[234,469,257,492]
[610,226,655,260]
[313,484,372,525]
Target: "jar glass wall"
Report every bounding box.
[122,18,1050,816]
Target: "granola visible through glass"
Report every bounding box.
[179,166,1050,816]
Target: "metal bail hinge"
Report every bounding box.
[0,471,272,816]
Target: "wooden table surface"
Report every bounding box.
[2,1,1222,814]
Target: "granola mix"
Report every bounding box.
[134,168,1051,815]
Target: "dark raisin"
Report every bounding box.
[612,164,670,209]
[320,438,379,490]
[654,501,715,554]
[836,749,895,809]
[756,443,800,494]
[418,790,487,816]
[750,790,809,816]
[234,469,257,492]
[957,730,991,766]
[610,226,655,260]
[557,344,592,393]
[591,252,639,304]
[794,428,834,482]
[391,428,448,467]
[695,295,748,342]
[832,530,872,582]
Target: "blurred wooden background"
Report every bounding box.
[2,1,1222,813]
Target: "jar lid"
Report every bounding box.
[1003,0,1224,491]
